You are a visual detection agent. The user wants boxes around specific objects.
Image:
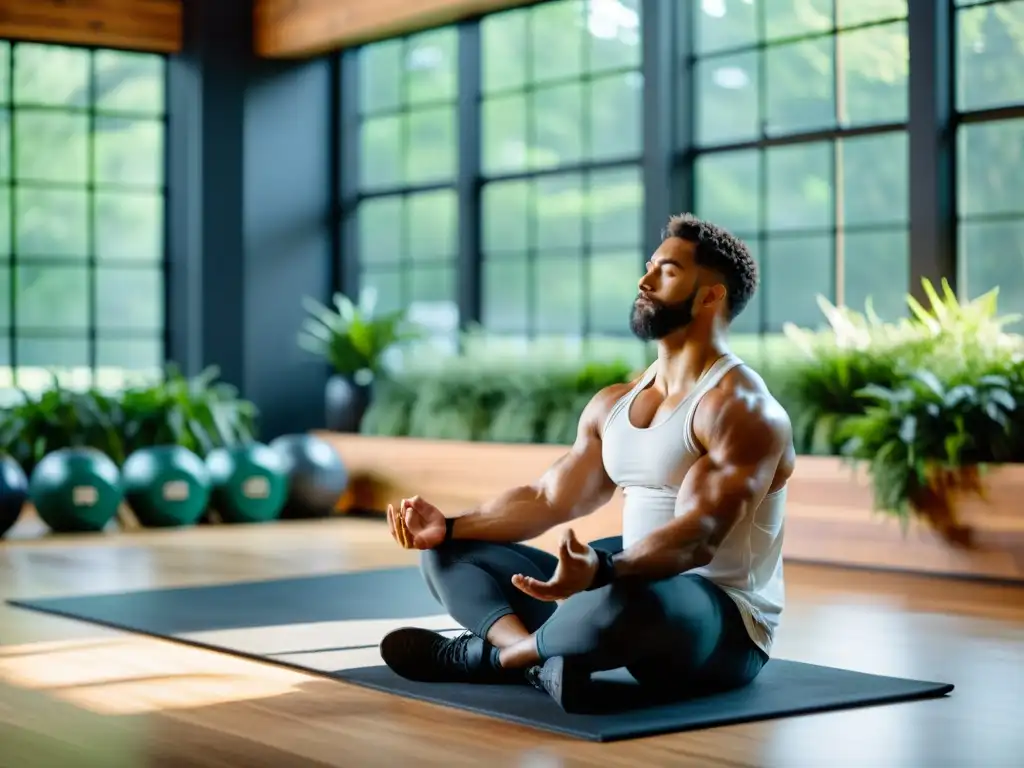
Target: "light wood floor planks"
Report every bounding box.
[1,517,1023,768]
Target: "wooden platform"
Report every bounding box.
[320,433,1024,582]
[1,517,1023,767]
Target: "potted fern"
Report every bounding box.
[840,367,1022,545]
[298,289,421,432]
[784,278,1024,546]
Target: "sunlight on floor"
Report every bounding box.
[0,614,467,716]
[0,635,309,716]
[0,637,121,658]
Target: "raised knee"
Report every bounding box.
[591,582,654,643]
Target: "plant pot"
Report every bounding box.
[325,374,372,433]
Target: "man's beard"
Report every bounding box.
[629,290,697,341]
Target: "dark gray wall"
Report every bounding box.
[167,0,334,440]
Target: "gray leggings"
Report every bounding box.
[421,535,768,693]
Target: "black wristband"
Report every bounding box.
[443,517,456,543]
[586,549,617,591]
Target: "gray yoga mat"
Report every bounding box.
[8,567,954,742]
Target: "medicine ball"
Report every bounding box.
[121,445,212,528]
[206,443,289,524]
[0,455,29,538]
[269,434,348,519]
[29,448,123,533]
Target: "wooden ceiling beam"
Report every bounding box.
[254,0,537,58]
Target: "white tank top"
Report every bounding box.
[601,354,786,655]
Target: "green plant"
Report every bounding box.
[782,280,1024,453]
[777,342,906,455]
[840,368,1023,544]
[783,278,1024,543]
[298,289,421,384]
[118,366,259,459]
[0,384,124,475]
[360,358,636,444]
[0,366,259,475]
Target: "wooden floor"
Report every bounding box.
[1,517,1022,768]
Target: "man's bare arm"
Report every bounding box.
[449,389,621,544]
[609,392,791,581]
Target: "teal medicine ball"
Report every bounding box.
[29,448,123,533]
[206,443,289,524]
[121,445,212,528]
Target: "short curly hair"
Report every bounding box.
[662,213,758,321]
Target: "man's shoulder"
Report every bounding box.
[701,364,791,435]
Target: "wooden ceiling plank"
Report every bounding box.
[0,0,182,54]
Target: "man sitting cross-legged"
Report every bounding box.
[380,214,795,712]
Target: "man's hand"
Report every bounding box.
[387,496,447,550]
[511,528,598,601]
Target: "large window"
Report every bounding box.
[0,41,166,392]
[342,0,1024,376]
[691,0,910,364]
[479,0,644,364]
[355,28,460,353]
[955,0,1024,319]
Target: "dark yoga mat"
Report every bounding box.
[8,567,954,742]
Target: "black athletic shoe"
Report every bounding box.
[525,656,592,713]
[379,627,522,684]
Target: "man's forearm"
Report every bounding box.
[610,498,745,582]
[449,485,564,543]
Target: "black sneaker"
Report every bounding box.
[379,627,522,684]
[526,656,592,713]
